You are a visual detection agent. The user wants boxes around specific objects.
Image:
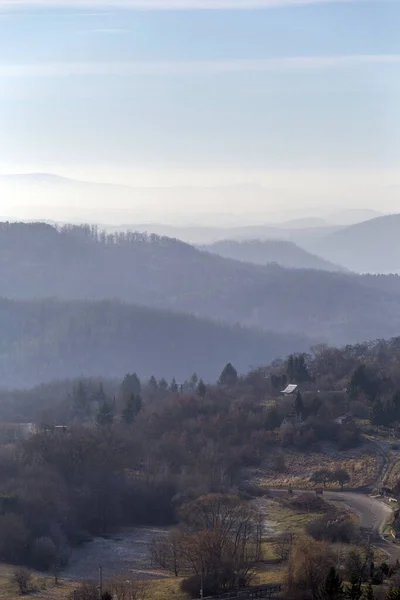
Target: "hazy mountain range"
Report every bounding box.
[203,239,345,272]
[311,214,400,274]
[0,172,385,231]
[1,221,400,370]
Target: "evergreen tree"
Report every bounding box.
[197,379,207,398]
[219,363,238,387]
[72,381,89,417]
[362,583,375,600]
[120,373,142,398]
[170,378,179,394]
[158,378,169,393]
[345,575,362,600]
[286,353,311,384]
[95,383,107,404]
[318,567,343,600]
[122,394,135,425]
[190,373,199,390]
[294,390,304,417]
[96,400,114,427]
[148,376,159,393]
[370,399,388,427]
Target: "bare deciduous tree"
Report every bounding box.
[11,569,32,596]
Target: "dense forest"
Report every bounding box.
[2,338,400,596]
[1,223,400,347]
[0,297,308,387]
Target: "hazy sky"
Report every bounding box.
[0,0,399,219]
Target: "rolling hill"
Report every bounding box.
[0,297,308,388]
[203,239,345,272]
[1,222,400,346]
[313,214,400,274]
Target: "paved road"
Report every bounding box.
[270,489,400,562]
[326,491,400,562]
[324,491,392,532]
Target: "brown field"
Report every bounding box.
[254,443,381,490]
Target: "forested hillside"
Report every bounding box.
[203,238,344,271]
[2,223,400,347]
[0,297,308,387]
[2,338,400,594]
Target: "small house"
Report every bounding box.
[281,384,298,396]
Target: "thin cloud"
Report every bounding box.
[0,55,399,78]
[0,0,364,10]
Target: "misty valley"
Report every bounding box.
[1,214,400,600]
[1,0,400,597]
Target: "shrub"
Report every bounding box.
[307,514,356,544]
[289,493,331,514]
[11,568,32,595]
[181,574,221,599]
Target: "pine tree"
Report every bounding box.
[318,566,343,600]
[148,376,159,393]
[158,378,169,393]
[294,390,304,417]
[219,363,238,387]
[190,373,199,390]
[345,575,362,600]
[72,381,89,417]
[122,394,135,425]
[170,378,179,394]
[96,401,114,427]
[370,399,387,427]
[120,373,141,398]
[362,583,375,600]
[197,379,207,398]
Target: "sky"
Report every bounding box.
[0,0,399,221]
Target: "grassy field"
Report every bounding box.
[0,565,76,599]
[254,444,381,490]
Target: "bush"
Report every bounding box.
[289,493,331,514]
[181,574,221,599]
[69,582,98,600]
[307,514,356,544]
[271,454,286,473]
[11,568,32,595]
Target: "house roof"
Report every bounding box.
[281,384,298,395]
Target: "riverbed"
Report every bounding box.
[62,527,168,581]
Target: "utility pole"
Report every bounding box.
[200,568,204,600]
[99,566,103,600]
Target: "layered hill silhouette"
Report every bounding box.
[203,239,345,272]
[313,214,400,273]
[1,222,400,349]
[0,298,308,387]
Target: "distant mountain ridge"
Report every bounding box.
[313,214,400,273]
[1,222,400,347]
[203,239,345,272]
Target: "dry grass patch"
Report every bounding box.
[0,564,76,599]
[255,444,380,490]
[147,577,186,600]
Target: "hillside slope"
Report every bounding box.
[0,298,308,387]
[313,214,400,273]
[203,239,345,272]
[1,223,400,344]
